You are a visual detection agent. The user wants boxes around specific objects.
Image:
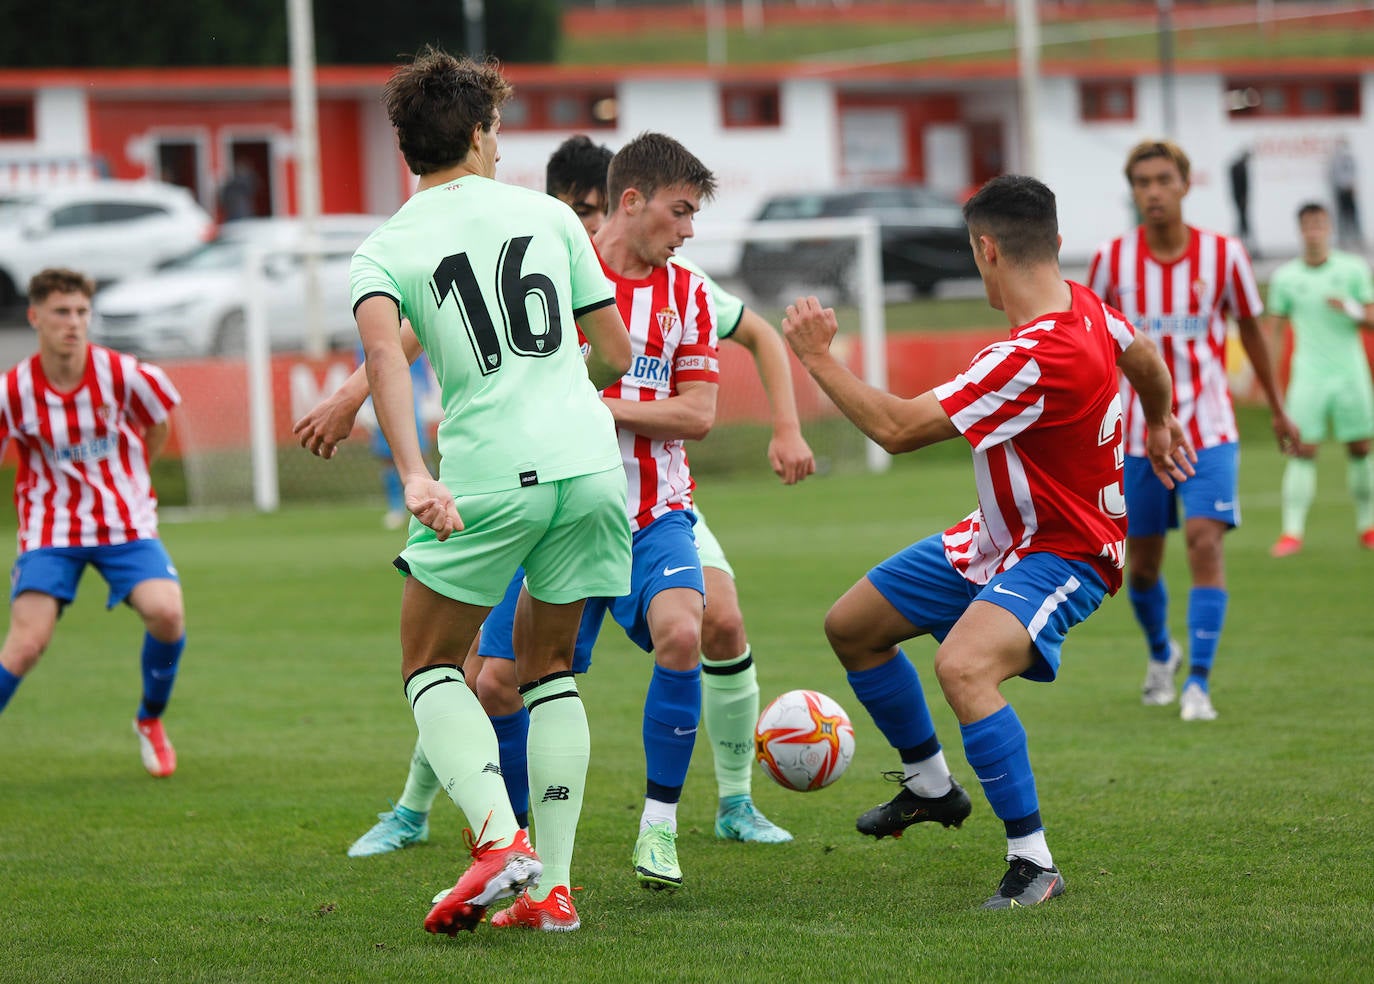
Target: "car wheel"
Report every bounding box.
[214,311,247,356]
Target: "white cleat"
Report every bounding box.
[1141,640,1183,706]
[1179,682,1218,722]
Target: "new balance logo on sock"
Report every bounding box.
[541,785,570,802]
[482,762,504,776]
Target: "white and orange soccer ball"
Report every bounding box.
[754,689,856,792]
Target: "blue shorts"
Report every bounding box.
[867,534,1108,682]
[477,568,604,673]
[1124,442,1240,537]
[582,509,703,654]
[10,539,180,610]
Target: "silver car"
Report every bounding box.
[93,215,387,358]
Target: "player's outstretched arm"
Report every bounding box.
[293,319,425,459]
[783,296,956,454]
[578,304,633,390]
[1117,332,1195,490]
[1236,314,1300,453]
[730,307,815,484]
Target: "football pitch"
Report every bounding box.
[3,408,1371,983]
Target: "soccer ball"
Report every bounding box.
[754,689,856,792]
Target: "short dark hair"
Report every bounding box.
[546,134,613,201]
[607,132,716,213]
[1124,139,1191,184]
[383,45,512,176]
[1297,201,1328,221]
[962,175,1059,265]
[28,268,95,306]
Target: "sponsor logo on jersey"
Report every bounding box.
[1137,314,1210,340]
[674,354,716,374]
[629,354,671,388]
[54,435,118,463]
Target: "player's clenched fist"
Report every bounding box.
[782,296,839,362]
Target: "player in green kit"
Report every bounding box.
[351,46,632,937]
[1264,202,1374,557]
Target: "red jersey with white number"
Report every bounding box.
[933,282,1134,591]
[600,256,719,531]
[1087,225,1262,455]
[0,345,181,552]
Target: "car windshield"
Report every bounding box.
[159,240,248,271]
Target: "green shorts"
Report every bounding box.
[1288,369,1374,444]
[397,466,631,607]
[692,505,735,579]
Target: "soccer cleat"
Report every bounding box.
[1360,529,1374,550]
[133,717,176,778]
[1141,639,1183,706]
[855,772,972,840]
[1179,682,1219,722]
[491,885,580,932]
[982,857,1065,909]
[714,795,793,844]
[1269,534,1303,558]
[633,822,683,891]
[346,806,429,857]
[424,826,541,936]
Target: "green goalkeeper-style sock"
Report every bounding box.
[1349,455,1374,531]
[1280,457,1317,538]
[522,673,588,901]
[397,736,442,815]
[701,646,758,800]
[405,666,519,848]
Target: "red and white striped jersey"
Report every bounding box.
[934,282,1134,591]
[0,345,181,552]
[1087,225,1262,454]
[600,256,719,530]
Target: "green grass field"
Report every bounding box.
[3,407,1372,983]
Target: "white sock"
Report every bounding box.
[1007,830,1054,870]
[902,749,953,798]
[640,798,678,833]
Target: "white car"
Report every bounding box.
[0,181,214,306]
[92,215,387,358]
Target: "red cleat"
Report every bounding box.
[491,885,580,932]
[1360,529,1374,550]
[133,718,177,777]
[1269,534,1303,558]
[424,826,541,936]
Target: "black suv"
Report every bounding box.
[736,185,978,302]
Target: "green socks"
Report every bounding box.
[1280,457,1317,538]
[405,666,519,847]
[397,736,441,815]
[522,673,589,901]
[701,647,758,800]
[1349,455,1374,531]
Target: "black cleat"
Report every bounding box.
[855,772,972,839]
[981,857,1065,909]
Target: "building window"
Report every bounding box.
[720,85,781,128]
[1226,78,1361,118]
[0,97,35,140]
[1079,81,1134,123]
[498,87,617,131]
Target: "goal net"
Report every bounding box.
[164,217,888,515]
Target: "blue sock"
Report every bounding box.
[137,633,185,720]
[490,708,531,828]
[1186,586,1228,692]
[0,662,21,714]
[382,467,403,511]
[846,650,939,758]
[1128,579,1171,662]
[960,705,1042,838]
[642,664,701,803]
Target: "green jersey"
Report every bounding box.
[351,175,621,496]
[1268,250,1374,381]
[671,255,745,340]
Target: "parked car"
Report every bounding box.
[0,180,214,306]
[92,215,388,359]
[736,185,979,301]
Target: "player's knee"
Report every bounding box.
[475,667,523,716]
[823,604,872,668]
[1,634,49,675]
[653,617,702,669]
[141,602,185,642]
[701,604,746,661]
[933,647,982,708]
